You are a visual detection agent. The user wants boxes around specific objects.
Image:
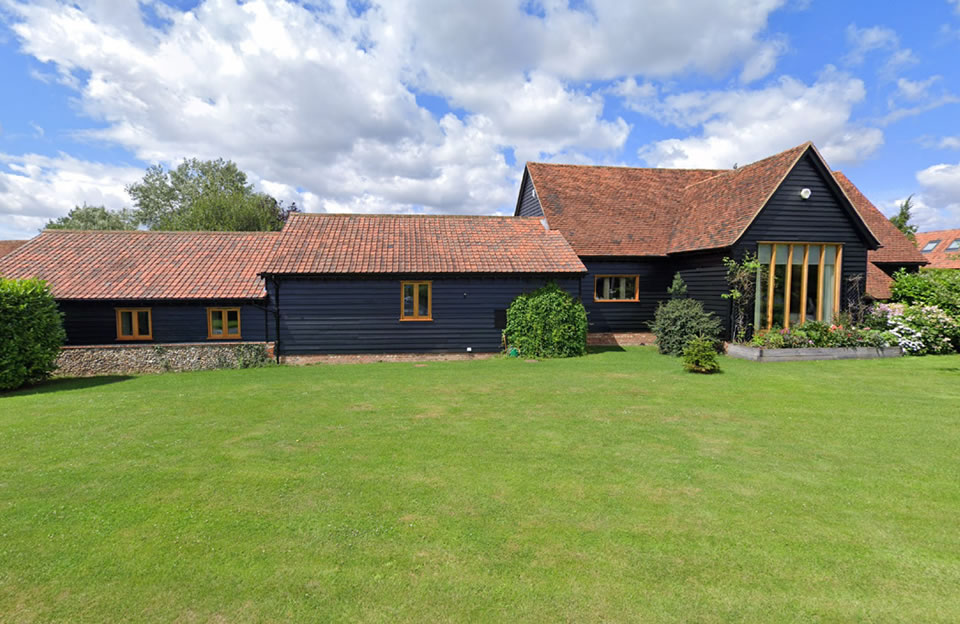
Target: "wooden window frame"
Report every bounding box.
[400,281,433,321]
[207,307,242,340]
[593,275,640,302]
[115,308,152,341]
[758,242,843,330]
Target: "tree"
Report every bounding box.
[126,158,291,231]
[889,194,918,243]
[45,203,137,231]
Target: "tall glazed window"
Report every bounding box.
[754,242,842,330]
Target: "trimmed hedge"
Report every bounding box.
[0,278,66,390]
[504,282,587,358]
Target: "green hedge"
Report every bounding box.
[504,282,587,358]
[890,269,960,316]
[0,278,66,390]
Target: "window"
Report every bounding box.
[754,243,842,329]
[207,308,241,339]
[922,240,941,252]
[594,275,639,302]
[947,239,960,252]
[116,308,152,340]
[401,281,432,320]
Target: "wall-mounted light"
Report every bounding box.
[799,188,812,200]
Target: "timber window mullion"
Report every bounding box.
[784,244,793,329]
[800,245,809,325]
[766,243,777,329]
[834,245,843,318]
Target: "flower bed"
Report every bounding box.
[726,320,901,362]
[726,343,902,362]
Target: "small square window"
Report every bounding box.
[922,240,941,252]
[208,308,241,339]
[400,281,432,321]
[116,308,152,341]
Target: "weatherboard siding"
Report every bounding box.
[734,152,870,301]
[579,258,671,332]
[270,275,579,354]
[671,250,733,335]
[57,300,271,346]
[516,172,545,217]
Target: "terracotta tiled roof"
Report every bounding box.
[668,143,812,253]
[0,240,29,258]
[914,229,960,269]
[865,262,895,300]
[0,230,278,300]
[265,213,586,274]
[833,172,927,266]
[526,162,723,256]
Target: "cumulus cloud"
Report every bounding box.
[632,67,883,169]
[912,161,960,229]
[844,24,917,78]
[0,0,795,236]
[0,152,142,238]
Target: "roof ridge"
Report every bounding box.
[37,228,280,235]
[527,161,729,173]
[916,228,960,236]
[289,213,522,219]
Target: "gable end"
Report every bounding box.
[514,167,545,218]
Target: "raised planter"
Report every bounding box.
[725,343,903,362]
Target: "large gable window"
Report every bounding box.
[116,308,152,341]
[755,243,842,329]
[594,275,639,302]
[208,308,241,339]
[401,281,432,321]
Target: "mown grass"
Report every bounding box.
[1,348,958,622]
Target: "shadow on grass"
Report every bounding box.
[3,375,134,397]
[587,345,628,354]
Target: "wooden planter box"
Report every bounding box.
[725,343,903,362]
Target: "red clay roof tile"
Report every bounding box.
[264,213,586,274]
[0,230,279,300]
[914,229,960,269]
[0,240,29,258]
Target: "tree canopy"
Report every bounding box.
[889,195,918,243]
[44,158,296,233]
[45,204,137,231]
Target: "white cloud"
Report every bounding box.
[0,0,795,233]
[895,76,941,101]
[635,67,883,169]
[913,161,960,229]
[934,136,960,149]
[0,152,142,238]
[844,24,917,78]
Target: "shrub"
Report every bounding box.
[869,302,960,355]
[682,335,721,374]
[504,282,587,358]
[0,278,66,390]
[890,269,960,316]
[749,321,892,349]
[649,275,722,356]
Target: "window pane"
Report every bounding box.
[806,262,819,321]
[807,244,821,265]
[120,311,133,336]
[227,310,239,334]
[403,284,414,317]
[772,263,787,327]
[757,243,771,263]
[821,246,837,323]
[922,240,940,252]
[211,310,223,334]
[137,311,150,336]
[623,277,636,300]
[595,278,605,300]
[418,283,430,317]
[948,239,960,251]
[789,249,803,326]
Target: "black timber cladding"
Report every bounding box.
[56,300,272,346]
[732,152,871,301]
[269,275,579,354]
[514,169,545,217]
[579,258,672,332]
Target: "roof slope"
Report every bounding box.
[0,240,29,258]
[265,213,586,274]
[833,172,927,266]
[668,143,811,253]
[0,230,278,300]
[915,229,960,269]
[525,163,722,256]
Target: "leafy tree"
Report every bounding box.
[126,158,293,231]
[889,195,918,243]
[45,203,136,231]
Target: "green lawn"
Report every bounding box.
[1,348,959,622]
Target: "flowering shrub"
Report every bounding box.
[867,303,960,355]
[749,321,892,350]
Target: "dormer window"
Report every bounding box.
[922,240,941,253]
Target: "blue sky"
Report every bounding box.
[1,0,959,239]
